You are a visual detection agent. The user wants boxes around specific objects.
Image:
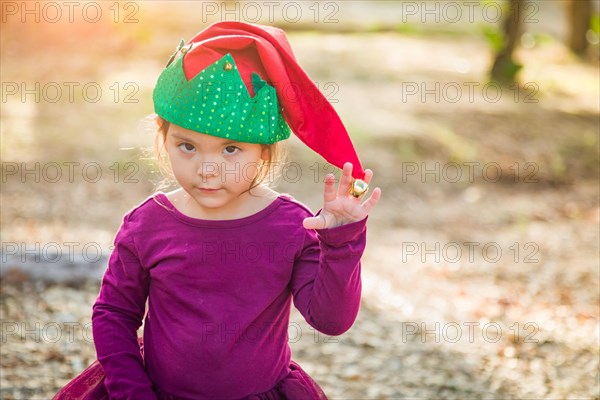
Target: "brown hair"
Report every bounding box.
[153,115,288,196]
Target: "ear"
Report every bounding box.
[260,146,270,162]
[157,118,169,151]
[159,131,169,153]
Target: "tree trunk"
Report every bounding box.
[568,0,591,55]
[491,0,524,84]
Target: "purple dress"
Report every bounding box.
[54,193,367,399]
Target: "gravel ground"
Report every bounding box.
[2,3,599,399]
[1,253,598,400]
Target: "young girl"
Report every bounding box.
[54,21,381,400]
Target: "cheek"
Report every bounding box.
[240,155,266,182]
[242,163,258,181]
[168,153,192,175]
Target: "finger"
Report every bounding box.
[323,173,336,203]
[361,187,382,214]
[337,162,353,198]
[362,169,373,186]
[303,215,326,230]
[352,169,374,200]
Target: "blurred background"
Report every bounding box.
[1,1,599,398]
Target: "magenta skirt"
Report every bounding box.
[53,338,328,400]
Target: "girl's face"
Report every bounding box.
[164,123,270,218]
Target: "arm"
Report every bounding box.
[92,214,158,399]
[291,215,368,336]
[294,161,380,335]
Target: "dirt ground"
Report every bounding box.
[1,3,599,399]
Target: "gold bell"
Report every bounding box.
[223,61,233,71]
[349,179,369,198]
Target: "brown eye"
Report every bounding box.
[224,146,240,155]
[178,143,196,153]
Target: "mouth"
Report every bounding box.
[196,187,222,193]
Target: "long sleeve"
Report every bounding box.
[92,214,158,400]
[290,215,368,336]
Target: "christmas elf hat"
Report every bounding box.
[153,21,366,180]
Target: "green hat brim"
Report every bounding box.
[153,51,291,145]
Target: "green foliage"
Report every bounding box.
[493,57,523,83]
[532,33,555,45]
[395,23,420,35]
[482,25,504,53]
[590,13,600,35]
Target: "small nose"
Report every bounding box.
[197,160,220,178]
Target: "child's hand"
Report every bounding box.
[303,162,381,229]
